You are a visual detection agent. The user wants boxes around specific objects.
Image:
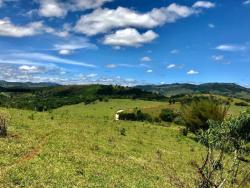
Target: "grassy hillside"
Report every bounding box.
[136,83,250,101]
[0,85,166,111]
[0,99,249,187]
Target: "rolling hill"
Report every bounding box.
[136,83,250,101]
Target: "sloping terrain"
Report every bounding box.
[0,84,166,111]
[137,83,250,100]
[0,99,249,187]
[0,99,203,187]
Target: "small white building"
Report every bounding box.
[115,110,124,121]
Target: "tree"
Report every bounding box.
[182,97,229,132]
[193,113,250,188]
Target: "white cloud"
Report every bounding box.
[141,56,151,62]
[106,63,149,69]
[0,18,46,37]
[9,52,96,67]
[38,0,67,17]
[59,49,72,55]
[167,63,184,69]
[167,64,176,69]
[147,69,153,73]
[208,23,215,28]
[38,0,113,18]
[75,2,214,36]
[212,55,224,61]
[193,1,215,8]
[243,0,250,5]
[71,0,112,10]
[18,65,40,73]
[0,17,66,38]
[106,64,117,68]
[187,69,199,75]
[103,28,158,47]
[215,44,246,52]
[54,37,97,55]
[170,49,179,54]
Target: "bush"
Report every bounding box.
[119,112,137,121]
[235,101,249,107]
[159,108,176,122]
[182,97,229,132]
[173,116,185,125]
[0,111,10,137]
[120,128,126,136]
[179,127,188,136]
[136,110,152,122]
[119,110,152,122]
[195,113,250,187]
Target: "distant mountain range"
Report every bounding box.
[0,80,60,88]
[0,81,249,101]
[136,83,250,101]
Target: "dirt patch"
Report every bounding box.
[18,137,48,163]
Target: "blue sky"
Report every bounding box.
[0,0,249,86]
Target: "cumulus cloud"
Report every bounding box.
[38,0,67,17]
[187,69,199,75]
[0,17,68,38]
[215,44,246,52]
[71,0,112,10]
[75,2,215,36]
[0,62,65,83]
[38,0,112,18]
[192,1,215,8]
[141,56,152,62]
[19,65,39,73]
[0,18,46,37]
[103,28,158,47]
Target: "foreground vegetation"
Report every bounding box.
[0,98,249,187]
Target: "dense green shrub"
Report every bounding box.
[235,101,249,106]
[159,108,176,122]
[136,110,152,122]
[173,116,185,125]
[119,110,152,122]
[179,127,188,136]
[182,97,229,132]
[0,111,10,137]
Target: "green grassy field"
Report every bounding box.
[0,99,248,187]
